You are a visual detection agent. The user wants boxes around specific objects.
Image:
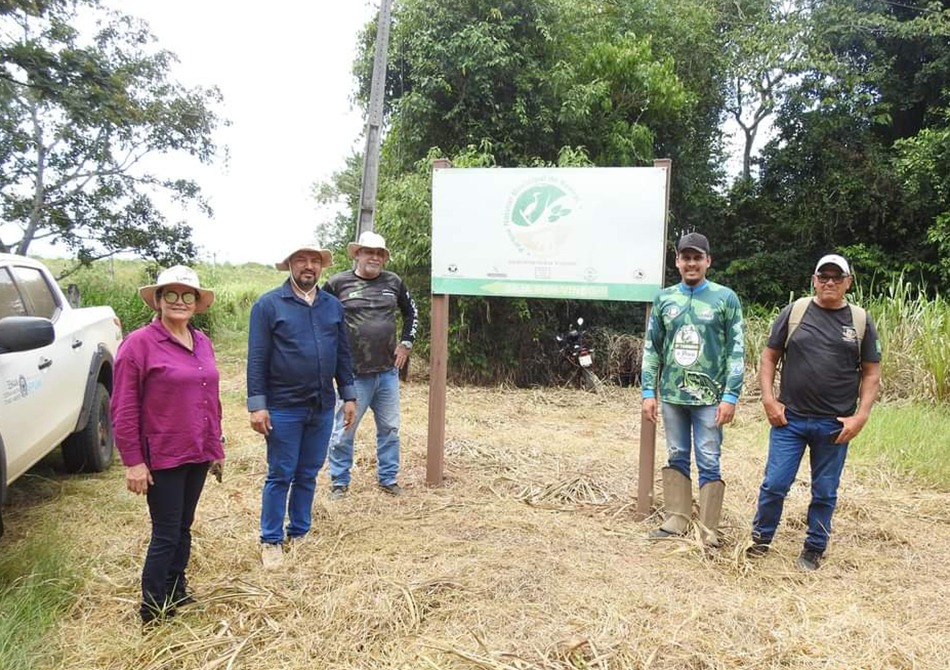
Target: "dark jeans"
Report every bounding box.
[141,462,210,621]
[751,411,848,553]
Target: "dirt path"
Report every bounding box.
[8,382,949,669]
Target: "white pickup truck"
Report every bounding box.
[0,254,123,536]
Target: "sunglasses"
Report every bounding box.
[160,289,198,305]
[814,274,846,285]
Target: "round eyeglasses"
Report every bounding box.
[161,290,198,305]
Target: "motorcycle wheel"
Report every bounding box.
[580,366,604,394]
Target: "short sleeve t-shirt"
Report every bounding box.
[767,300,881,417]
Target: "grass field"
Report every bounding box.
[1,377,948,669]
[1,258,947,668]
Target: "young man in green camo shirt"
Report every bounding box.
[641,232,745,546]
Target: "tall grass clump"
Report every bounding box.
[852,402,950,488]
[741,304,775,391]
[0,523,81,670]
[856,275,950,404]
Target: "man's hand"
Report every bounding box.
[762,398,788,427]
[641,397,658,424]
[716,401,736,426]
[342,399,357,429]
[250,409,272,436]
[394,344,411,370]
[126,463,153,495]
[835,414,868,444]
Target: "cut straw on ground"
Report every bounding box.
[2,382,948,669]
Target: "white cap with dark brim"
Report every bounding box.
[814,254,851,276]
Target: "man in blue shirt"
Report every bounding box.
[247,243,356,569]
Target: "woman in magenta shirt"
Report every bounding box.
[112,266,224,626]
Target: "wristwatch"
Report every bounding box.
[400,340,413,350]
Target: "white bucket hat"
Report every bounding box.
[138,265,215,313]
[346,231,390,261]
[275,243,333,271]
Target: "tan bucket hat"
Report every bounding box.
[275,243,333,271]
[138,265,215,313]
[346,231,390,261]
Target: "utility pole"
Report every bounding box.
[355,0,393,239]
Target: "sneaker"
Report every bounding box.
[328,485,349,501]
[796,548,823,571]
[379,482,403,496]
[260,542,283,569]
[746,542,771,558]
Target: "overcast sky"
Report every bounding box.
[114,0,377,265]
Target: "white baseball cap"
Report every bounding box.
[814,254,851,276]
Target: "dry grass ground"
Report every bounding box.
[6,362,950,669]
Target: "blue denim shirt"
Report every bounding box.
[247,280,356,411]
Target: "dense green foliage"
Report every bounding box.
[0,0,224,268]
[54,259,950,405]
[314,0,950,383]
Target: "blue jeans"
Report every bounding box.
[260,404,334,544]
[752,411,849,553]
[660,402,722,487]
[329,368,401,487]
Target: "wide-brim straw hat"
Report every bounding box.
[275,243,333,271]
[138,265,215,314]
[346,231,390,261]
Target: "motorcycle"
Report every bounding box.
[555,317,604,393]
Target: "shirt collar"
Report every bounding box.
[147,318,194,342]
[678,279,709,294]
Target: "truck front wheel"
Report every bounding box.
[62,382,115,474]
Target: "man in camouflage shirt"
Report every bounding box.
[641,232,745,546]
[324,231,419,497]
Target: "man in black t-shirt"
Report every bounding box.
[748,254,881,571]
[323,231,419,498]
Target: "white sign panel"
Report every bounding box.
[431,167,667,301]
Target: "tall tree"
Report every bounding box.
[718,0,950,302]
[324,0,715,382]
[0,1,224,265]
[722,0,806,182]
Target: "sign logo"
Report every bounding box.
[505,180,579,257]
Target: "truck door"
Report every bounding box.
[11,265,86,456]
[0,267,64,482]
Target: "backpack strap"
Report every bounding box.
[784,297,813,349]
[785,297,867,358]
[849,304,866,358]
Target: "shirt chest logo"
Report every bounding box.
[672,324,703,367]
[841,326,858,343]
